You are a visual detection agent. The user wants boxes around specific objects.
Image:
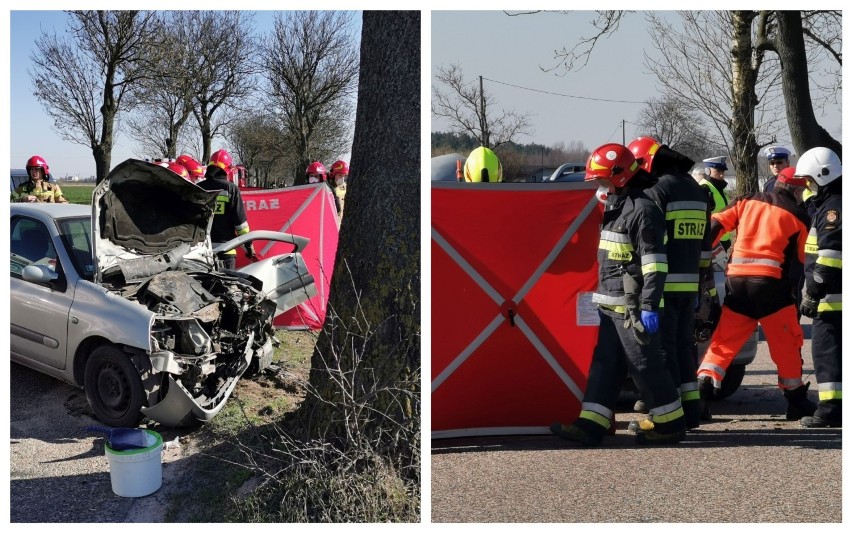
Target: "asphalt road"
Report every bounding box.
[8,363,200,523]
[431,322,842,523]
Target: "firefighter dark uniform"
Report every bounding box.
[198,165,252,270]
[633,139,711,429]
[796,147,842,427]
[697,179,816,420]
[550,143,685,446]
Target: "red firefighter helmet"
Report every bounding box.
[776,166,808,187]
[26,155,50,177]
[627,136,662,174]
[176,154,205,181]
[585,143,639,188]
[156,160,191,181]
[208,149,233,172]
[330,160,349,177]
[306,161,327,181]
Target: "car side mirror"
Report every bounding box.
[22,264,59,284]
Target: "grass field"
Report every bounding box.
[58,182,95,204]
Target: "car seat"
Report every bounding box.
[14,227,52,263]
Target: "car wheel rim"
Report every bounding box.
[96,361,130,415]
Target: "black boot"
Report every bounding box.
[682,399,702,430]
[550,418,605,446]
[635,418,686,445]
[783,383,817,421]
[801,400,841,427]
[698,375,715,421]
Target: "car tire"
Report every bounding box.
[714,363,747,401]
[84,345,145,427]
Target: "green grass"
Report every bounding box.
[59,183,95,205]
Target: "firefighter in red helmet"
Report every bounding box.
[329,159,349,213]
[550,143,686,446]
[198,149,255,269]
[176,154,205,183]
[12,155,67,203]
[626,136,712,430]
[154,160,192,181]
[306,161,341,215]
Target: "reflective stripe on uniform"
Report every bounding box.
[650,398,684,423]
[680,382,700,402]
[805,229,818,254]
[599,231,634,259]
[236,222,250,233]
[664,273,699,292]
[730,257,782,268]
[778,376,804,390]
[816,249,842,269]
[641,253,668,275]
[578,402,612,429]
[817,382,842,401]
[818,293,842,312]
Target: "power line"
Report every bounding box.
[482,76,650,105]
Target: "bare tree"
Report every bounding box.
[184,11,258,163]
[637,95,717,162]
[540,10,840,195]
[755,10,842,158]
[125,11,201,160]
[432,64,533,149]
[297,10,420,473]
[259,11,359,186]
[226,112,293,187]
[29,10,162,183]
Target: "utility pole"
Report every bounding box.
[622,119,626,145]
[479,75,489,147]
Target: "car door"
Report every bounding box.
[10,216,74,370]
[237,251,318,317]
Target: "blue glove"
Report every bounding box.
[640,310,659,335]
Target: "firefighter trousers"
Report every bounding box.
[812,311,842,419]
[581,310,684,433]
[700,304,804,390]
[660,294,699,402]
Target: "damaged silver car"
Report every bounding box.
[10,159,317,427]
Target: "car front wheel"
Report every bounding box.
[84,345,145,427]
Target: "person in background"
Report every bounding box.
[698,156,731,251]
[794,147,843,428]
[329,159,349,214]
[762,145,791,193]
[307,161,341,215]
[12,155,68,203]
[697,166,815,422]
[198,149,256,269]
[463,146,503,183]
[691,167,707,184]
[550,143,685,446]
[176,154,206,183]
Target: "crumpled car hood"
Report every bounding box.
[92,159,219,283]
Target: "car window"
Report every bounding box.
[58,217,94,280]
[10,217,58,278]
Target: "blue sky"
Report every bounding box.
[6,10,361,178]
[431,10,843,156]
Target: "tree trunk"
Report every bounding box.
[730,11,760,196]
[296,10,421,471]
[776,11,842,159]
